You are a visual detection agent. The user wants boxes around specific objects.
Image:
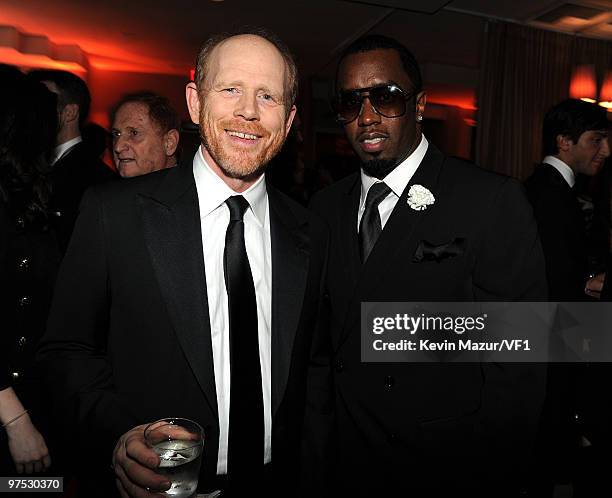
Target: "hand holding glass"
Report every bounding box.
[144,418,204,498]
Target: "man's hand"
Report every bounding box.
[585,273,606,300]
[112,424,171,498]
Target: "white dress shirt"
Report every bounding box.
[193,147,272,474]
[358,134,429,229]
[542,155,576,188]
[51,136,82,165]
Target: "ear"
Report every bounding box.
[557,134,572,152]
[186,82,201,124]
[415,91,426,123]
[284,105,297,138]
[164,129,179,156]
[62,103,79,124]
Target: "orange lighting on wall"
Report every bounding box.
[570,65,597,103]
[0,46,87,75]
[598,71,612,110]
[425,83,477,111]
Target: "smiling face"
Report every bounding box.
[112,102,177,178]
[560,129,610,177]
[186,34,296,191]
[336,48,425,179]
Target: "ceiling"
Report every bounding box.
[0,0,610,80]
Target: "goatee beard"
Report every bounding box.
[199,113,284,181]
[361,158,399,180]
[201,133,269,181]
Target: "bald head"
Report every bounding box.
[194,28,298,112]
[185,28,297,192]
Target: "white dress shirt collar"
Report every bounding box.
[52,136,82,165]
[360,134,429,205]
[542,155,576,188]
[193,145,267,226]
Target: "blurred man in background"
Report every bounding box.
[28,69,117,253]
[110,91,180,178]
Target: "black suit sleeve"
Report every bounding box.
[473,178,548,299]
[529,187,586,300]
[300,205,335,495]
[473,178,549,488]
[38,188,137,462]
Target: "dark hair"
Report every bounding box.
[28,69,90,127]
[543,98,610,155]
[194,26,298,111]
[110,91,180,135]
[335,34,423,94]
[0,64,56,221]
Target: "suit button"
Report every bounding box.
[17,257,29,271]
[11,371,20,380]
[384,375,395,388]
[387,433,397,444]
[18,336,27,347]
[334,360,344,373]
[19,296,30,307]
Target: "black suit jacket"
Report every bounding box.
[49,140,118,254]
[525,163,588,300]
[309,144,547,496]
[524,163,588,483]
[38,158,327,495]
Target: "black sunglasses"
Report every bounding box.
[333,84,420,124]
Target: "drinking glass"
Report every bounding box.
[144,417,204,498]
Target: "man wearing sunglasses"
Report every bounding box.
[308,35,547,496]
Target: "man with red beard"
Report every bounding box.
[38,28,328,498]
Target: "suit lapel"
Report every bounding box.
[139,161,218,419]
[340,175,363,288]
[268,187,310,417]
[339,145,446,345]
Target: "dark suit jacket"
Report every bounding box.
[309,144,547,496]
[525,163,588,301]
[49,140,118,254]
[38,158,327,496]
[524,166,612,491]
[525,163,589,484]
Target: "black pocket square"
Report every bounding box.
[412,238,466,263]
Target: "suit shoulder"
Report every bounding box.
[525,167,576,215]
[442,156,516,190]
[438,157,527,211]
[525,165,568,195]
[309,172,359,210]
[269,186,327,233]
[86,167,173,203]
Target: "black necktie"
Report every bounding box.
[224,195,263,477]
[359,182,391,262]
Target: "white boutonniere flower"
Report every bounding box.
[407,185,435,211]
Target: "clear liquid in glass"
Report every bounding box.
[154,440,203,498]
